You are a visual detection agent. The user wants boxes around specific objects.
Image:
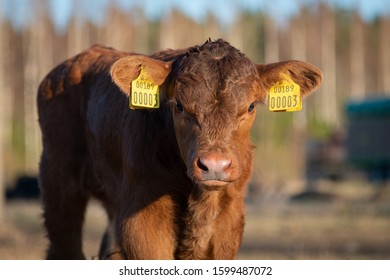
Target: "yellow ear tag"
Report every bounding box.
[130,68,160,109]
[269,73,301,112]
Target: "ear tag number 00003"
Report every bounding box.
[269,73,302,112]
[130,68,160,109]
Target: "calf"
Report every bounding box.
[37,39,322,259]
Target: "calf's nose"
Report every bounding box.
[196,154,232,181]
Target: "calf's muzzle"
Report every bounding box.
[193,152,236,187]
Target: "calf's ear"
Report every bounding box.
[110,55,172,95]
[256,60,323,98]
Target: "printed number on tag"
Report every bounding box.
[269,75,301,112]
[130,69,160,109]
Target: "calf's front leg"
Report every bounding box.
[117,194,177,259]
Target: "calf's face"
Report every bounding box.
[169,47,263,189]
[111,41,322,190]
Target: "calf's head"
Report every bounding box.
[111,40,322,189]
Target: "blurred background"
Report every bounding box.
[0,0,389,259]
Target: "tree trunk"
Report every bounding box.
[291,10,308,129]
[159,12,176,50]
[0,4,11,222]
[350,12,366,100]
[23,5,53,174]
[290,10,309,182]
[379,16,390,94]
[101,8,135,52]
[67,4,89,56]
[264,16,279,63]
[320,4,338,126]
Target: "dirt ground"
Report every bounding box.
[1,179,389,260]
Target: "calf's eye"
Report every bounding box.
[248,102,256,113]
[176,100,184,112]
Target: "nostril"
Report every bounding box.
[196,157,232,173]
[197,158,209,172]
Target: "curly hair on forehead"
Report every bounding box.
[174,40,254,77]
[187,38,244,59]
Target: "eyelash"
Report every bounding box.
[176,99,184,112]
[248,102,256,113]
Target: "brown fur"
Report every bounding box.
[37,39,322,260]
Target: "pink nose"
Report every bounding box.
[196,155,232,181]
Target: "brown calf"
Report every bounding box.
[37,39,322,260]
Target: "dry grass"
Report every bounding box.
[239,202,390,259]
[1,179,389,260]
[0,201,107,260]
